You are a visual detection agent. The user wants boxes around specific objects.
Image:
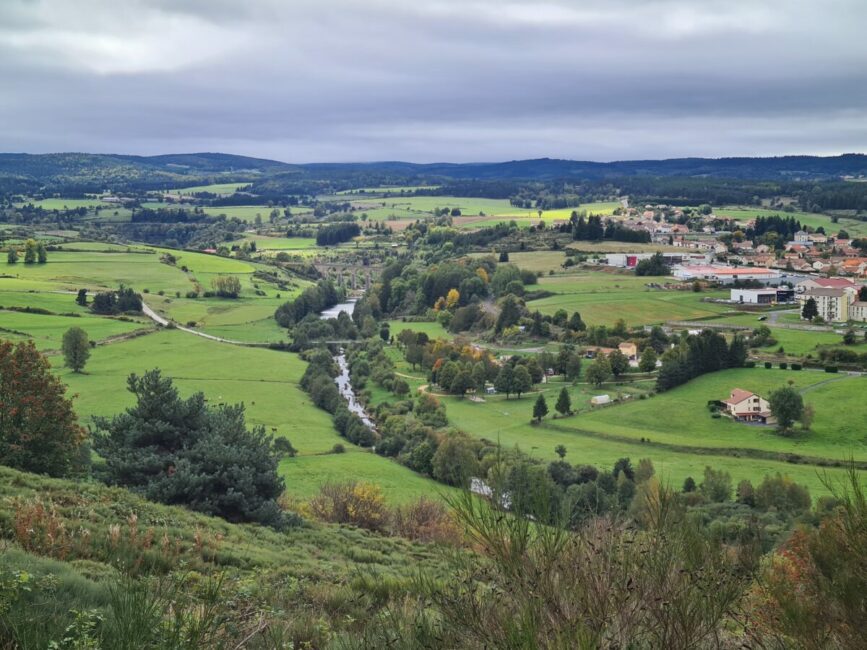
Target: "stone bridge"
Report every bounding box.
[313,263,383,290]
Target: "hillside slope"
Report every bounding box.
[0,465,449,648]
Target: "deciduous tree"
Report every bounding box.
[0,341,85,477]
[62,326,90,373]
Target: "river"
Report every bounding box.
[318,299,376,429]
[319,299,357,320]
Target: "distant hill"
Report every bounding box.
[1,152,866,193]
[298,154,867,181]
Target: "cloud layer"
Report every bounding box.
[1,0,865,162]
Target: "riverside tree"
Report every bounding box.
[93,369,288,528]
[0,341,85,477]
[61,326,91,373]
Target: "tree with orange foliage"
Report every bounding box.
[0,340,85,477]
[446,288,460,309]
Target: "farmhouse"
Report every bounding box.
[721,389,775,424]
[618,341,638,359]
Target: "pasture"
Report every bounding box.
[55,329,440,503]
[0,243,302,343]
[438,369,863,495]
[695,312,867,357]
[351,197,620,224]
[167,182,250,195]
[0,309,149,350]
[715,206,867,237]
[526,271,730,326]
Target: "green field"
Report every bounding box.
[438,368,864,495]
[526,272,730,326]
[697,312,867,356]
[0,310,148,350]
[15,198,106,210]
[715,206,867,237]
[0,243,305,343]
[53,329,441,503]
[350,196,620,223]
[387,319,449,339]
[167,182,250,195]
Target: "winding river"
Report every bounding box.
[319,298,376,429]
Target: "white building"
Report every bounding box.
[731,288,778,304]
[673,265,782,285]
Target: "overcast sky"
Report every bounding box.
[1,0,866,162]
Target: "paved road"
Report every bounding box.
[141,301,250,346]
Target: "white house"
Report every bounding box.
[722,389,775,424]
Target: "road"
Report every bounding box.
[141,301,252,346]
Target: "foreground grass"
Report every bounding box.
[0,465,449,647]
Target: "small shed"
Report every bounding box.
[485,386,496,395]
[591,394,611,406]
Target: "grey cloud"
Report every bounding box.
[0,0,865,161]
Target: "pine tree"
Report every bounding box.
[93,369,287,528]
[532,393,548,422]
[555,386,571,416]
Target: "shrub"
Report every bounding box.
[825,366,839,373]
[744,361,756,368]
[307,482,388,532]
[390,498,462,545]
[331,443,346,454]
[790,363,802,370]
[779,362,788,370]
[764,361,772,369]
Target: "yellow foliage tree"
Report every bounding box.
[476,267,489,284]
[446,288,460,309]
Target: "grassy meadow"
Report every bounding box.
[526,271,730,326]
[53,329,442,503]
[435,368,864,495]
[715,206,867,237]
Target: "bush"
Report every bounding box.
[390,497,462,545]
[331,443,346,454]
[779,362,787,370]
[307,481,388,532]
[825,366,839,373]
[764,361,772,369]
[790,363,802,370]
[744,361,756,368]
